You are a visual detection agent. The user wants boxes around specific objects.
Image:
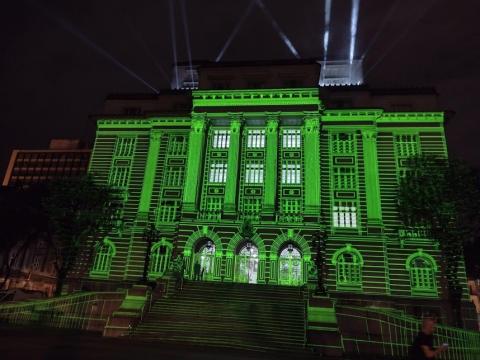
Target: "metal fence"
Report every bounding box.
[336,305,480,360]
[0,292,124,332]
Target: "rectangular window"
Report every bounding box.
[164,166,184,187]
[247,130,265,148]
[209,162,228,183]
[212,130,230,148]
[168,135,188,156]
[282,129,301,148]
[395,134,419,158]
[109,166,130,188]
[243,198,262,214]
[157,200,179,223]
[281,162,301,184]
[114,137,136,157]
[281,199,301,214]
[331,133,355,154]
[333,167,356,189]
[245,162,264,184]
[333,202,357,228]
[206,197,223,212]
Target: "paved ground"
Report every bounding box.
[0,325,335,360]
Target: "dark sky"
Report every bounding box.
[1,0,479,175]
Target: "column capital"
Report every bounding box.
[266,114,279,134]
[228,113,243,134]
[191,113,208,134]
[304,114,320,133]
[150,129,162,142]
[362,129,377,141]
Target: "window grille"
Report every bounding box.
[164,166,184,187]
[331,133,355,154]
[91,239,115,276]
[336,252,362,286]
[157,200,180,223]
[209,162,228,183]
[282,129,301,148]
[32,256,41,272]
[109,166,130,189]
[212,130,230,148]
[245,162,264,184]
[247,130,265,148]
[168,135,188,156]
[243,198,262,214]
[149,240,172,278]
[333,167,356,189]
[409,256,436,294]
[333,202,357,228]
[281,162,301,184]
[114,137,136,157]
[395,134,419,158]
[281,199,301,214]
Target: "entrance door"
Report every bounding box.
[235,244,258,284]
[193,244,216,281]
[279,246,303,286]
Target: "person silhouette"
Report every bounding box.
[193,260,201,281]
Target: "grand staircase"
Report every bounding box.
[133,280,307,351]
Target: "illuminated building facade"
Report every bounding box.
[77,60,473,325]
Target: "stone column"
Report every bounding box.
[362,129,383,231]
[138,130,162,215]
[262,113,279,217]
[182,113,208,214]
[303,113,321,220]
[224,114,242,215]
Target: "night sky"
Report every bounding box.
[1,0,479,175]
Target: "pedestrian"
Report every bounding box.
[200,266,205,280]
[409,317,448,359]
[193,260,201,281]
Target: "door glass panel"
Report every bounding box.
[279,247,303,286]
[193,244,216,281]
[236,245,258,284]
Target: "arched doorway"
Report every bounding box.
[278,244,303,286]
[191,238,216,281]
[235,242,259,284]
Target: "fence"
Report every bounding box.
[0,291,124,332]
[336,305,480,360]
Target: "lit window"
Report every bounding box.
[333,202,357,228]
[212,130,230,148]
[209,162,228,183]
[247,130,265,148]
[245,163,264,184]
[281,162,301,184]
[282,129,301,148]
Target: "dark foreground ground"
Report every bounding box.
[0,325,385,360]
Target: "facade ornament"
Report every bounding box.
[191,113,207,134]
[304,113,320,133]
[228,113,243,134]
[362,129,377,141]
[266,113,279,134]
[150,130,162,142]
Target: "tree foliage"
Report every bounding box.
[43,175,122,295]
[398,154,480,325]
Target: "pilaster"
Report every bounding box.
[224,114,242,215]
[262,113,279,217]
[303,113,321,219]
[182,113,208,214]
[138,130,162,215]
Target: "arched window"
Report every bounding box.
[148,238,172,279]
[91,238,116,277]
[236,243,259,284]
[406,250,437,296]
[279,244,303,286]
[332,244,363,290]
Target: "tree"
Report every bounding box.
[0,185,48,289]
[142,223,162,283]
[239,219,255,241]
[398,155,480,326]
[43,175,122,296]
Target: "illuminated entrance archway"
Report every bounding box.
[278,245,302,286]
[192,239,216,281]
[235,243,259,284]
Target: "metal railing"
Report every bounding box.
[336,305,480,360]
[0,291,124,332]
